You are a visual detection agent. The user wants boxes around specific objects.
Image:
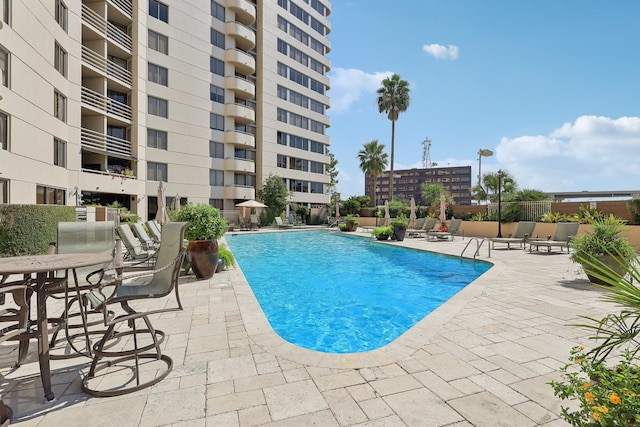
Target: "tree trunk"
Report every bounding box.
[390,119,395,202]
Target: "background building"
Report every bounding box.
[367,166,473,206]
[0,0,331,220]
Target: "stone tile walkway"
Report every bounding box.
[1,229,617,426]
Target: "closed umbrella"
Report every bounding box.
[155,182,169,225]
[335,201,340,220]
[172,193,181,211]
[384,200,390,226]
[439,194,446,223]
[409,197,417,228]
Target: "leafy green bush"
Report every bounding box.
[373,226,393,238]
[627,198,640,225]
[0,205,76,256]
[218,244,236,268]
[539,212,573,223]
[169,203,227,240]
[570,215,635,264]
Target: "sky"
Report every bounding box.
[325,0,640,200]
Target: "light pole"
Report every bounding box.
[496,169,503,238]
[477,149,493,188]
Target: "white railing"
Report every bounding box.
[487,200,552,221]
[81,86,132,122]
[108,0,133,19]
[81,127,133,158]
[82,4,132,52]
[82,47,133,87]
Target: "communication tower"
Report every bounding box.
[422,137,432,168]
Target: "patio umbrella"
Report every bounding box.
[155,181,169,225]
[235,200,267,209]
[439,194,446,223]
[409,197,417,228]
[335,201,340,219]
[384,200,390,226]
[172,193,181,211]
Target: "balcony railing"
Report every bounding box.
[108,0,133,19]
[82,46,133,87]
[82,4,132,52]
[81,127,133,158]
[81,86,132,122]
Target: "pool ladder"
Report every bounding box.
[461,237,486,259]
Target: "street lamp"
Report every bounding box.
[477,149,493,187]
[496,169,503,238]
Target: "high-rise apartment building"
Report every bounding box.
[0,0,331,220]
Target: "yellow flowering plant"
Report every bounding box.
[550,346,640,426]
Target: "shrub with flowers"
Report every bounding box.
[108,165,136,179]
[550,346,640,426]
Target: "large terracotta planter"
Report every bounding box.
[581,254,628,286]
[186,239,219,279]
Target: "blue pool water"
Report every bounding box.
[226,231,491,354]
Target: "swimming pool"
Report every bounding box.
[226,230,492,354]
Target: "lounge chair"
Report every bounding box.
[275,217,293,228]
[250,214,259,230]
[408,218,437,238]
[529,222,579,254]
[406,218,425,238]
[145,220,162,244]
[287,214,298,225]
[487,221,536,255]
[116,224,156,265]
[427,218,463,241]
[130,223,158,250]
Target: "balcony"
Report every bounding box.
[107,0,133,20]
[225,76,255,100]
[81,127,134,159]
[225,21,255,51]
[224,157,255,173]
[225,49,255,76]
[224,130,255,148]
[225,103,254,125]
[81,87,132,123]
[82,46,133,88]
[82,4,132,54]
[227,0,256,26]
[224,185,255,200]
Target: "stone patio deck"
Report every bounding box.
[1,228,616,426]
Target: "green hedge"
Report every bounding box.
[0,205,76,256]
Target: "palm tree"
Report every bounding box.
[376,74,410,202]
[481,171,517,203]
[358,140,388,206]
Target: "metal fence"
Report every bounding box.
[487,200,552,221]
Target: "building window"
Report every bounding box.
[0,46,8,87]
[310,140,324,154]
[234,174,254,187]
[310,78,324,94]
[310,119,325,134]
[211,28,225,49]
[289,179,308,193]
[148,63,168,86]
[54,90,66,122]
[310,181,323,194]
[147,162,167,181]
[277,108,287,123]
[310,161,324,174]
[310,99,324,114]
[0,111,7,150]
[277,154,287,168]
[290,135,308,150]
[211,1,225,21]
[53,137,66,167]
[149,0,168,23]
[148,96,168,117]
[210,113,224,131]
[210,57,224,76]
[277,131,287,146]
[209,169,224,186]
[148,30,168,54]
[147,128,167,150]
[54,42,67,77]
[290,157,308,172]
[36,185,65,205]
[310,58,324,75]
[209,141,223,158]
[277,39,287,55]
[55,0,67,32]
[210,84,224,103]
[277,62,287,77]
[0,178,7,203]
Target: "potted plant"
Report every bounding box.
[570,215,636,285]
[345,214,359,232]
[390,214,408,241]
[373,226,393,241]
[338,223,348,232]
[216,243,236,272]
[170,203,227,279]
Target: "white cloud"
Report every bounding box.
[496,116,640,191]
[327,68,393,114]
[422,44,459,60]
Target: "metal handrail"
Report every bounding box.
[461,237,486,259]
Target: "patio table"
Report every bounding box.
[0,253,112,403]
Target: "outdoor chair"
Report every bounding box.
[116,224,157,266]
[275,217,293,228]
[81,222,188,397]
[488,221,536,254]
[406,218,426,238]
[250,214,259,230]
[427,218,463,241]
[131,223,158,250]
[529,222,579,254]
[145,220,162,244]
[0,276,32,366]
